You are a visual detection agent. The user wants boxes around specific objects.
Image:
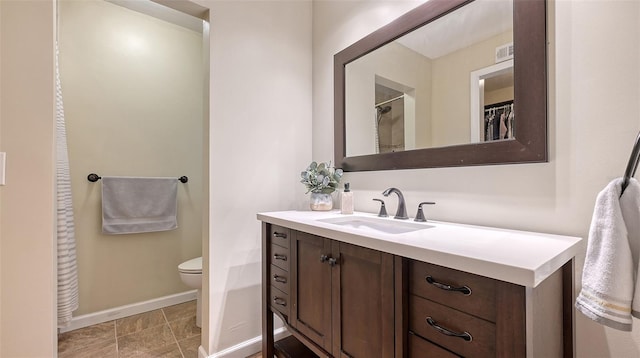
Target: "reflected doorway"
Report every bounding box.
[375,84,405,153]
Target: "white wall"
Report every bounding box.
[0,0,311,355]
[2,0,639,357]
[0,1,57,356]
[200,0,312,354]
[557,1,640,355]
[313,0,640,356]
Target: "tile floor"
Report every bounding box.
[58,301,200,358]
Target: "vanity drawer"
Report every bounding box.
[270,225,290,249]
[271,244,290,271]
[271,264,289,294]
[409,294,495,357]
[270,287,290,318]
[408,332,460,358]
[409,260,496,322]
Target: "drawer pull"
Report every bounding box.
[426,276,472,296]
[273,297,287,306]
[425,317,472,342]
[273,275,287,283]
[273,232,287,239]
[273,254,287,261]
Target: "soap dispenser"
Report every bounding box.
[341,183,354,214]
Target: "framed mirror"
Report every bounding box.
[334,0,547,171]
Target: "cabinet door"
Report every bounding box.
[291,231,333,352]
[331,241,395,358]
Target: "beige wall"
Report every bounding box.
[485,85,514,105]
[313,0,640,356]
[58,0,204,315]
[345,29,512,153]
[0,1,3,348]
[430,31,513,147]
[345,42,431,155]
[0,1,57,356]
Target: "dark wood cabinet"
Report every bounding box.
[263,224,395,358]
[406,259,528,358]
[290,231,333,352]
[262,221,571,358]
[330,240,395,358]
[289,231,395,357]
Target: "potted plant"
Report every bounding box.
[300,161,343,211]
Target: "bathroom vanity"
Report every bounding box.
[258,211,582,358]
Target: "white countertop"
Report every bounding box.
[257,210,583,288]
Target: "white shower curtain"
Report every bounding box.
[56,44,79,328]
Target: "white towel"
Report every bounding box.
[575,178,640,331]
[102,176,178,235]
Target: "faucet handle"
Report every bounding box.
[414,202,436,222]
[372,199,388,217]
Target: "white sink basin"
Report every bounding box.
[318,216,433,234]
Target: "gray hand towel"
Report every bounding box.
[101,176,178,234]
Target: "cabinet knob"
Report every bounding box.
[273,232,287,239]
[425,317,472,342]
[273,297,287,306]
[273,254,287,261]
[425,276,471,296]
[273,275,287,283]
[320,255,339,266]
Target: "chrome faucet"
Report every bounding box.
[382,187,408,220]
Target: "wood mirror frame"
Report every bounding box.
[334,0,547,172]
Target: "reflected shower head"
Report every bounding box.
[377,105,392,114]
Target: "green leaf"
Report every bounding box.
[301,160,342,194]
[319,187,335,194]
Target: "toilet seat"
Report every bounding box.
[177,256,203,328]
[178,257,202,274]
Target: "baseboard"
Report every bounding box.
[199,345,209,358]
[208,327,290,358]
[60,290,198,333]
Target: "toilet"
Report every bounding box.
[178,256,202,327]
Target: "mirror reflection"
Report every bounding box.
[345,0,514,157]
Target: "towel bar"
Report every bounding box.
[621,131,640,196]
[87,173,188,183]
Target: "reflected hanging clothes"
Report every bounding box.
[499,111,508,139]
[507,104,515,139]
[485,110,494,141]
[484,102,514,141]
